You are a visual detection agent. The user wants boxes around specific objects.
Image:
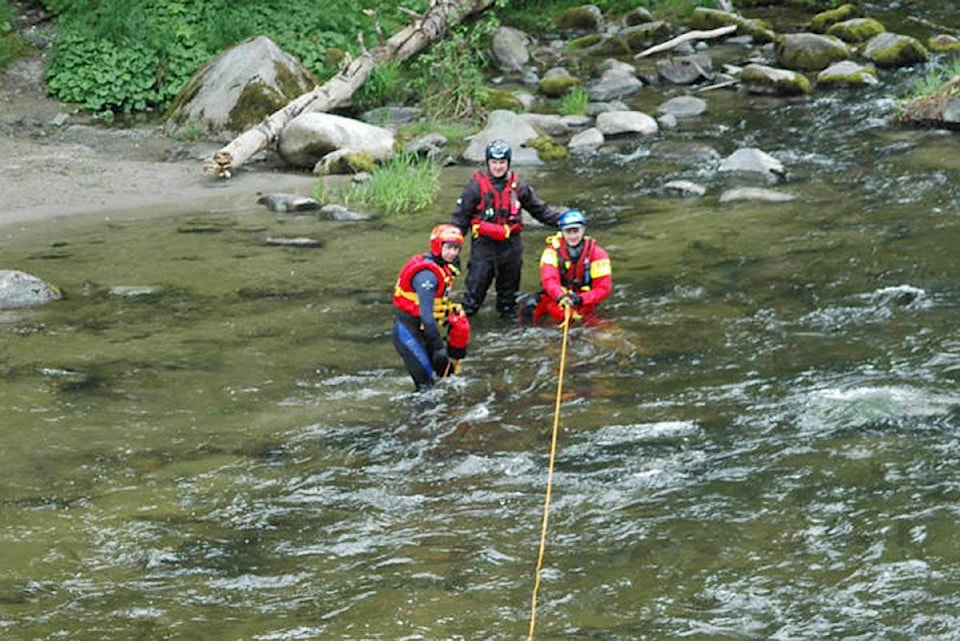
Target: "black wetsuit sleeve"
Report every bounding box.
[451,178,481,235]
[518,180,559,227]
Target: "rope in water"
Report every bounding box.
[525,306,573,641]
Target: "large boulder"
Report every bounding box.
[491,26,532,72]
[277,112,395,170]
[862,32,929,68]
[740,63,812,95]
[775,33,851,72]
[164,36,316,141]
[0,270,62,308]
[462,110,543,165]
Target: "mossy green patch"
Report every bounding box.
[555,6,601,33]
[809,3,858,33]
[526,134,568,161]
[228,82,286,132]
[539,75,581,99]
[826,18,885,44]
[487,89,524,112]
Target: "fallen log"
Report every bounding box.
[204,0,497,178]
[633,24,737,59]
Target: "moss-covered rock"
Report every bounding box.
[816,60,878,86]
[555,5,603,34]
[862,32,929,68]
[897,76,960,128]
[623,7,655,27]
[809,4,858,33]
[774,32,851,72]
[740,63,812,95]
[826,18,885,44]
[487,89,525,112]
[539,75,582,98]
[569,33,631,57]
[927,34,960,53]
[344,152,377,173]
[620,21,673,52]
[689,7,775,44]
[525,134,569,161]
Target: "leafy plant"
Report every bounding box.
[411,16,499,123]
[558,85,589,115]
[345,152,441,218]
[353,61,408,113]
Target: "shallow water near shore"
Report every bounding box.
[3,19,960,641]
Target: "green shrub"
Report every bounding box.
[353,61,408,113]
[345,152,441,218]
[558,85,589,115]
[411,16,498,123]
[42,0,433,118]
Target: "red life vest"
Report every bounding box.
[393,254,457,320]
[472,170,522,227]
[552,235,596,291]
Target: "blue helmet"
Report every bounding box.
[485,139,512,163]
[558,209,588,229]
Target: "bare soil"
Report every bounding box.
[0,55,318,231]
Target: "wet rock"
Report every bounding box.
[107,285,164,299]
[740,63,812,95]
[826,17,885,44]
[657,95,707,119]
[862,32,929,68]
[318,204,371,222]
[256,193,322,213]
[491,26,532,72]
[774,32,851,72]
[262,236,324,248]
[719,187,796,203]
[596,110,658,136]
[817,61,878,87]
[656,53,713,85]
[0,270,63,309]
[719,148,786,182]
[461,110,542,165]
[568,127,604,152]
[661,180,707,197]
[279,112,394,170]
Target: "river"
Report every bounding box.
[2,7,960,641]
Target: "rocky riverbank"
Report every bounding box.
[0,55,318,230]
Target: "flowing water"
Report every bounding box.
[3,13,960,641]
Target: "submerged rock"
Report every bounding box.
[0,270,62,308]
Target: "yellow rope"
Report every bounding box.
[526,306,573,641]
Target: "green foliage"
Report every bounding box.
[558,85,589,116]
[346,152,442,218]
[0,0,30,69]
[901,58,960,102]
[411,16,498,123]
[353,61,408,113]
[396,119,475,149]
[505,0,713,31]
[42,0,430,118]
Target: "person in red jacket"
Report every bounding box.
[393,224,471,391]
[451,139,560,319]
[518,209,612,325]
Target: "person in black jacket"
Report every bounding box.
[451,139,559,319]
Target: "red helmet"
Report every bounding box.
[429,224,463,256]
